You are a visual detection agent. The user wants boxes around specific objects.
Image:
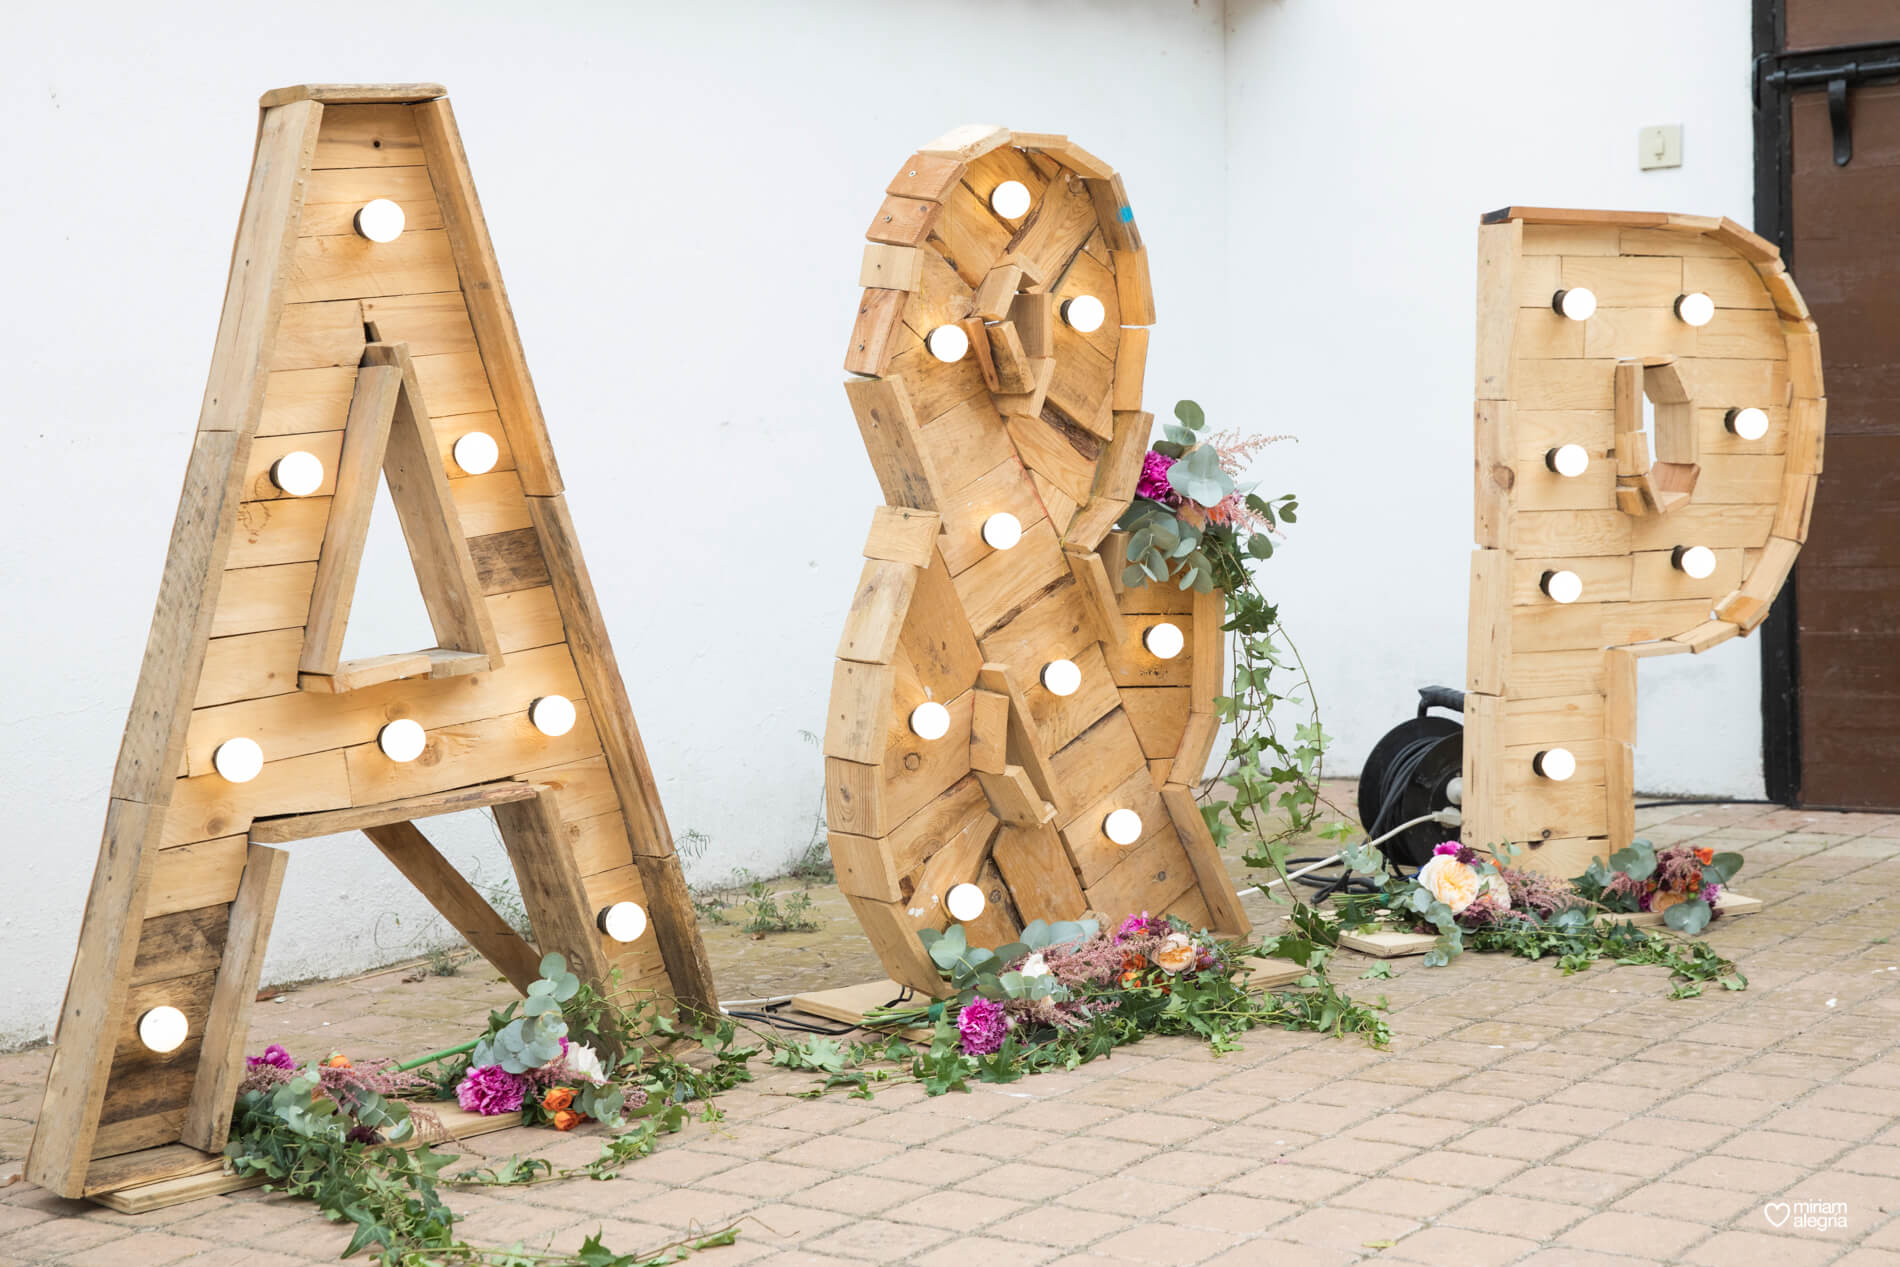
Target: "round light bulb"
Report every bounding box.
[1534,747,1577,782]
[1541,570,1583,604]
[212,737,264,784]
[453,431,500,475]
[377,718,426,763]
[946,882,987,923]
[990,179,1031,219]
[1103,808,1143,846]
[1675,291,1715,327]
[927,324,969,363]
[1726,407,1769,440]
[530,694,577,737]
[909,701,951,741]
[981,512,1023,550]
[1673,545,1717,579]
[1143,622,1184,659]
[354,198,406,243]
[1063,294,1106,334]
[1546,444,1590,478]
[1041,659,1082,697]
[269,450,325,496]
[597,901,648,943]
[1553,288,1597,321]
[138,1006,190,1054]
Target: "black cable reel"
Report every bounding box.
[1357,686,1466,869]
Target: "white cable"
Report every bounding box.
[1236,809,1460,898]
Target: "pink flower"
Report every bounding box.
[246,1044,294,1071]
[1135,451,1182,506]
[456,1064,528,1115]
[1432,842,1462,857]
[956,997,1011,1056]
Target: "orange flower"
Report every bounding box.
[1121,953,1148,972]
[325,1053,351,1069]
[1694,847,1714,864]
[1153,932,1198,975]
[1119,970,1144,989]
[542,1086,575,1112]
[551,1109,582,1132]
[1650,889,1688,915]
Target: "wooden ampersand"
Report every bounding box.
[1465,208,1824,875]
[827,125,1250,995]
[27,84,715,1201]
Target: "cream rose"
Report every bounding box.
[1417,855,1483,915]
[1153,932,1199,975]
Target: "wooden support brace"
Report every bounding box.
[250,780,540,842]
[300,364,401,673]
[492,790,611,986]
[1161,784,1249,936]
[364,821,544,993]
[182,845,289,1151]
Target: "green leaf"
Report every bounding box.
[1166,445,1234,508]
[1663,898,1712,936]
[1174,399,1205,430]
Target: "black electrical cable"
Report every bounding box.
[722,1002,860,1036]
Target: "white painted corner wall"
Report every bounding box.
[0,0,1761,1045]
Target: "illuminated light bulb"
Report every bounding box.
[1062,294,1106,334]
[530,694,577,737]
[946,882,987,923]
[1675,291,1715,327]
[926,324,969,363]
[270,450,324,496]
[981,512,1023,550]
[1041,659,1082,697]
[1533,747,1577,782]
[597,901,648,943]
[1103,808,1143,846]
[354,198,406,243]
[213,737,263,784]
[990,179,1031,219]
[138,1006,189,1054]
[1541,570,1583,604]
[909,701,950,741]
[377,718,426,763]
[1552,288,1597,321]
[1143,622,1185,659]
[1673,545,1717,579]
[453,431,500,475]
[1546,444,1590,478]
[1726,407,1769,440]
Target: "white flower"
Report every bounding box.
[564,1042,608,1085]
[1417,855,1482,915]
[1019,952,1051,979]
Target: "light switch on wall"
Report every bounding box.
[1639,124,1683,170]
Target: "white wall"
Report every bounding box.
[1221,0,1763,801]
[0,0,1230,1045]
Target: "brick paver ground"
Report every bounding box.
[2,790,1898,1265]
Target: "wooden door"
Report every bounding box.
[1757,1,1900,808]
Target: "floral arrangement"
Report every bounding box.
[1120,401,1350,886]
[1334,838,1748,997]
[1573,838,1742,933]
[222,954,756,1265]
[764,912,1388,1098]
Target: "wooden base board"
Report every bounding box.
[1338,892,1763,961]
[88,1105,524,1214]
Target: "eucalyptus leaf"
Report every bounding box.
[1174,399,1205,430]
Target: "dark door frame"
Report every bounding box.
[1751,0,1900,804]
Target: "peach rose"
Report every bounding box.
[541,1086,575,1112]
[1417,855,1483,915]
[1153,932,1199,975]
[325,1053,351,1069]
[552,1109,582,1132]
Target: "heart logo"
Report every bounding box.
[1764,1202,1792,1228]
